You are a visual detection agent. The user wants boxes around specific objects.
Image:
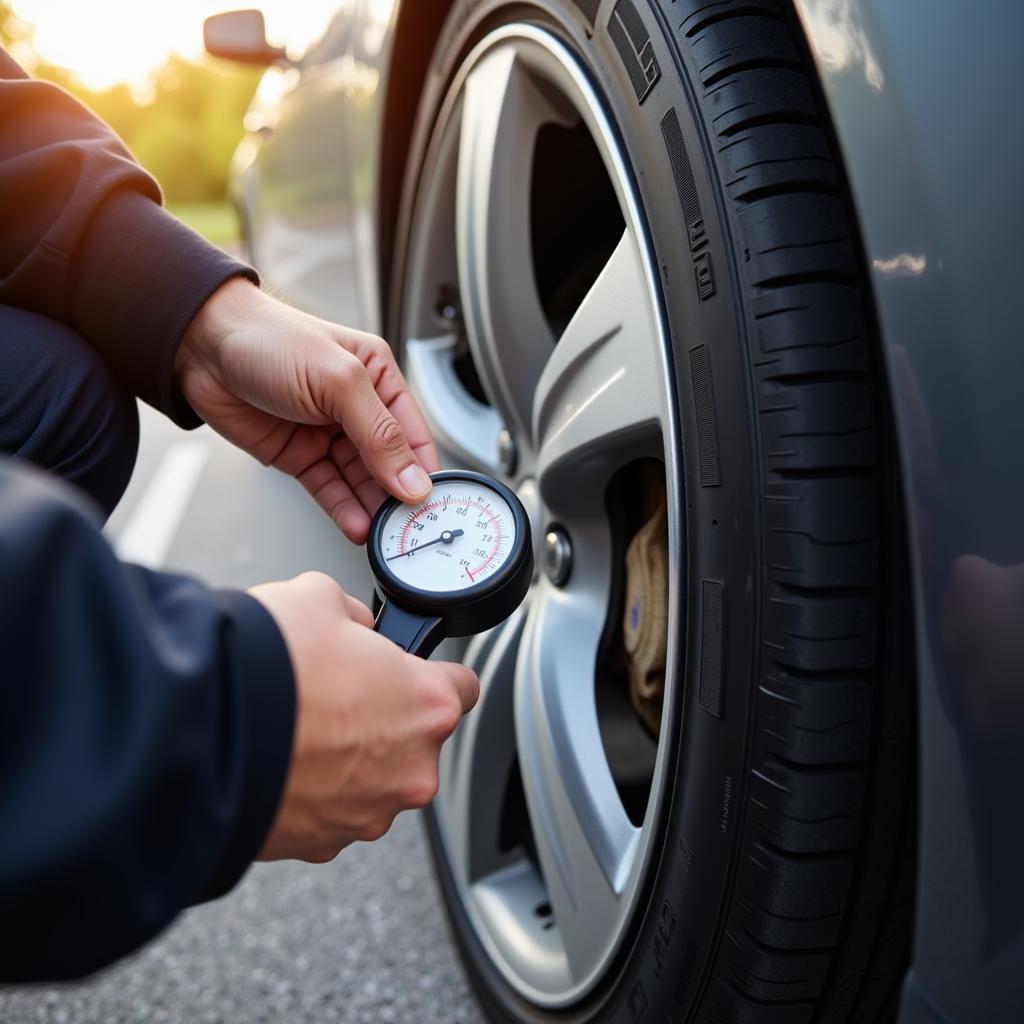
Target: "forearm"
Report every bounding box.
[0,459,295,981]
[0,48,256,425]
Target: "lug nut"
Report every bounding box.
[544,528,572,587]
[497,428,517,476]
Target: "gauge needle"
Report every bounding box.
[386,528,464,560]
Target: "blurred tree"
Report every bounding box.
[0,2,260,203]
[1,2,15,46]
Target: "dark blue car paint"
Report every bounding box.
[793,2,1024,1021]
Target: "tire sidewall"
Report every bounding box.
[394,2,761,1020]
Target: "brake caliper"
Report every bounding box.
[622,484,668,737]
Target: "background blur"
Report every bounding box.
[0,0,334,244]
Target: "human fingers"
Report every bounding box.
[295,454,372,543]
[289,573,370,627]
[431,660,481,716]
[317,350,432,505]
[329,434,390,524]
[338,331,442,478]
[344,594,375,630]
[387,389,441,474]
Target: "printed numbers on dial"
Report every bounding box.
[379,479,518,594]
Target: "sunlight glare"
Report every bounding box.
[11,0,341,89]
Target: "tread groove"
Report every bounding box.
[773,580,876,599]
[769,752,869,774]
[681,5,784,38]
[771,466,875,481]
[762,369,868,385]
[702,56,802,89]
[755,839,858,864]
[754,270,860,288]
[735,180,843,202]
[717,112,820,136]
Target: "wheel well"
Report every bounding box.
[378,0,457,325]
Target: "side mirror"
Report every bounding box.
[204,9,287,66]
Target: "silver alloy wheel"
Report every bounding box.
[400,24,682,1009]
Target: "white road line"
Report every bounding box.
[115,441,211,568]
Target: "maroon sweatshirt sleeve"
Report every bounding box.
[0,48,258,426]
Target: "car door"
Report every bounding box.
[240,3,363,324]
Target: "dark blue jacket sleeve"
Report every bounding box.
[0,47,258,427]
[0,459,296,981]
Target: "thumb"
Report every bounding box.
[324,352,433,504]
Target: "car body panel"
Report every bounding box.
[231,1,1024,1019]
[233,4,366,321]
[346,0,394,336]
[792,2,1024,1021]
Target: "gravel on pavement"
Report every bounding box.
[0,814,485,1024]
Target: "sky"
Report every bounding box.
[11,0,342,89]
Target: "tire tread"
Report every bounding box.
[666,1,910,1022]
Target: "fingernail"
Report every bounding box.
[398,463,431,499]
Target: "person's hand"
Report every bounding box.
[249,572,479,861]
[175,277,439,543]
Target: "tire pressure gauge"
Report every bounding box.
[368,471,533,657]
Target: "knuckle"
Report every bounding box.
[334,352,364,390]
[367,412,407,460]
[349,597,374,626]
[306,846,339,865]
[297,571,341,600]
[367,334,391,360]
[464,669,481,708]
[433,690,463,738]
[413,667,461,735]
[405,769,439,809]
[359,816,393,842]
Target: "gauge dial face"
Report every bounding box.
[378,479,517,594]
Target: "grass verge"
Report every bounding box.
[167,201,239,247]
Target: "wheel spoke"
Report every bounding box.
[404,334,503,472]
[456,45,570,449]
[415,28,679,1006]
[514,578,640,983]
[533,231,664,512]
[439,606,528,883]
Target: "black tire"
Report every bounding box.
[391,1,915,1020]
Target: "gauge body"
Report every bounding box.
[368,471,533,654]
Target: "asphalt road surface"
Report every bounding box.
[0,407,485,1024]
